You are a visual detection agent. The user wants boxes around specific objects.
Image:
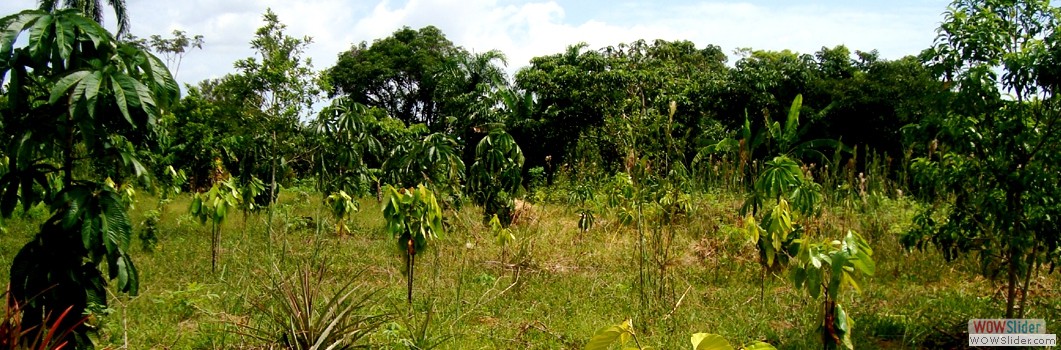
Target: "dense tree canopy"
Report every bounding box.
[327,26,459,128]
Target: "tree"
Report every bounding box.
[231,8,319,224]
[903,0,1061,319]
[38,0,130,37]
[0,8,178,345]
[326,26,460,128]
[123,30,204,79]
[515,40,727,174]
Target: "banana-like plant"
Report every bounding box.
[326,190,358,236]
[189,178,241,272]
[791,231,875,350]
[381,184,444,303]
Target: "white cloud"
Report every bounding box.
[0,0,948,90]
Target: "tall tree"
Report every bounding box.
[231,8,319,210]
[903,0,1061,319]
[38,0,130,37]
[515,40,728,173]
[327,26,459,128]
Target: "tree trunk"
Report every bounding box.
[1018,246,1037,319]
[1005,247,1018,318]
[268,131,277,240]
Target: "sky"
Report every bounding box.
[1,0,953,89]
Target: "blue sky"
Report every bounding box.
[1,0,952,89]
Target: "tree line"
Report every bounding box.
[1,0,1060,347]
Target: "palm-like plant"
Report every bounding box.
[1,9,177,346]
[311,97,382,196]
[382,131,465,202]
[239,265,389,349]
[37,0,130,37]
[468,126,524,226]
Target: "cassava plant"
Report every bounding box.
[791,231,875,350]
[1,8,179,346]
[584,319,644,350]
[236,176,266,221]
[741,155,822,299]
[489,213,515,263]
[381,185,445,304]
[468,126,525,226]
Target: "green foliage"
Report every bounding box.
[326,190,357,236]
[239,265,389,349]
[311,97,382,197]
[381,184,445,303]
[190,178,241,272]
[740,155,821,273]
[128,29,204,79]
[905,0,1061,318]
[236,176,266,215]
[327,26,460,128]
[584,319,642,350]
[791,231,875,349]
[690,333,775,350]
[382,130,465,205]
[224,8,319,209]
[0,7,177,346]
[10,184,141,346]
[743,199,799,271]
[469,127,524,226]
[489,213,514,250]
[140,209,161,251]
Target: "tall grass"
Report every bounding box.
[0,179,1056,348]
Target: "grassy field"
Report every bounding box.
[0,186,1058,349]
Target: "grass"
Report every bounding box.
[0,185,1058,349]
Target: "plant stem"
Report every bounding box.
[408,238,415,305]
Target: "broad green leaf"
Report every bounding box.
[584,325,623,350]
[84,70,103,117]
[26,12,54,60]
[111,75,133,124]
[1,11,46,68]
[783,94,802,148]
[835,303,853,349]
[743,341,777,350]
[691,333,733,350]
[49,70,90,104]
